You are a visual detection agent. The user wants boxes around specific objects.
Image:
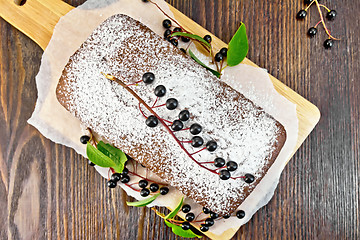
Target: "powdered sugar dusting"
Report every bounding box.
[56,14,285,215]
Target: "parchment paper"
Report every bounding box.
[27,0,298,239]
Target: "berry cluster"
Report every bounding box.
[79,133,169,196]
[133,72,255,183]
[297,0,339,49]
[162,19,190,50]
[179,204,247,232]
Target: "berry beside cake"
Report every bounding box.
[56,14,286,216]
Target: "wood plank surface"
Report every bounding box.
[0,0,359,239]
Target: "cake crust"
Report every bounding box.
[56,14,286,215]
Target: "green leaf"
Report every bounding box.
[171,32,210,48]
[86,143,116,168]
[96,141,127,173]
[188,49,221,78]
[164,220,202,238]
[165,197,184,220]
[126,193,160,207]
[227,23,249,66]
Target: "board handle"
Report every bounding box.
[0,0,73,50]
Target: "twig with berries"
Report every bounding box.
[102,72,255,183]
[297,0,340,49]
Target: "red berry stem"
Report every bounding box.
[102,73,221,176]
[126,80,142,86]
[152,96,159,107]
[152,103,166,108]
[314,0,339,40]
[138,103,148,118]
[190,147,206,155]
[198,161,215,164]
[180,140,192,143]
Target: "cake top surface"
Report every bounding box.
[56,14,286,215]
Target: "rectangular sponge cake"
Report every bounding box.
[56,14,286,216]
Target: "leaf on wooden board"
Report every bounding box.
[171,32,211,48]
[164,220,202,238]
[126,193,160,207]
[165,197,184,220]
[188,49,221,78]
[86,143,116,168]
[96,141,127,173]
[227,22,249,66]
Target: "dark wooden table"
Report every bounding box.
[1,0,359,239]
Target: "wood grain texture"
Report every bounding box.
[0,0,359,239]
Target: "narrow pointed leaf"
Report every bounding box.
[164,220,202,238]
[165,197,184,220]
[86,143,116,168]
[97,141,127,173]
[188,49,221,78]
[227,23,249,66]
[171,32,210,48]
[126,193,160,207]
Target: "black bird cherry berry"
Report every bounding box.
[170,38,178,47]
[307,27,317,37]
[210,211,219,219]
[160,187,169,195]
[146,115,158,127]
[203,207,210,214]
[80,135,90,144]
[324,39,334,49]
[223,214,231,219]
[181,36,190,42]
[107,180,117,188]
[140,188,150,197]
[189,123,202,135]
[205,218,214,226]
[182,204,191,213]
[326,10,337,21]
[215,52,223,62]
[122,167,129,175]
[111,173,122,182]
[171,120,184,131]
[173,27,182,33]
[142,72,155,84]
[203,34,212,43]
[244,173,255,183]
[227,161,238,172]
[166,98,178,110]
[138,179,148,188]
[206,140,217,152]
[236,210,245,219]
[150,183,159,192]
[180,48,186,54]
[181,221,191,230]
[88,160,95,166]
[185,213,195,222]
[219,169,231,180]
[296,10,307,19]
[304,0,313,4]
[162,19,172,28]
[200,224,209,232]
[120,174,130,183]
[191,136,204,148]
[214,157,225,167]
[164,29,171,38]
[179,110,190,121]
[219,47,228,57]
[141,0,148,2]
[154,85,166,97]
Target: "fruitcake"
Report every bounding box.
[56,14,286,215]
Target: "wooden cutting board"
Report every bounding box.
[0,0,320,239]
